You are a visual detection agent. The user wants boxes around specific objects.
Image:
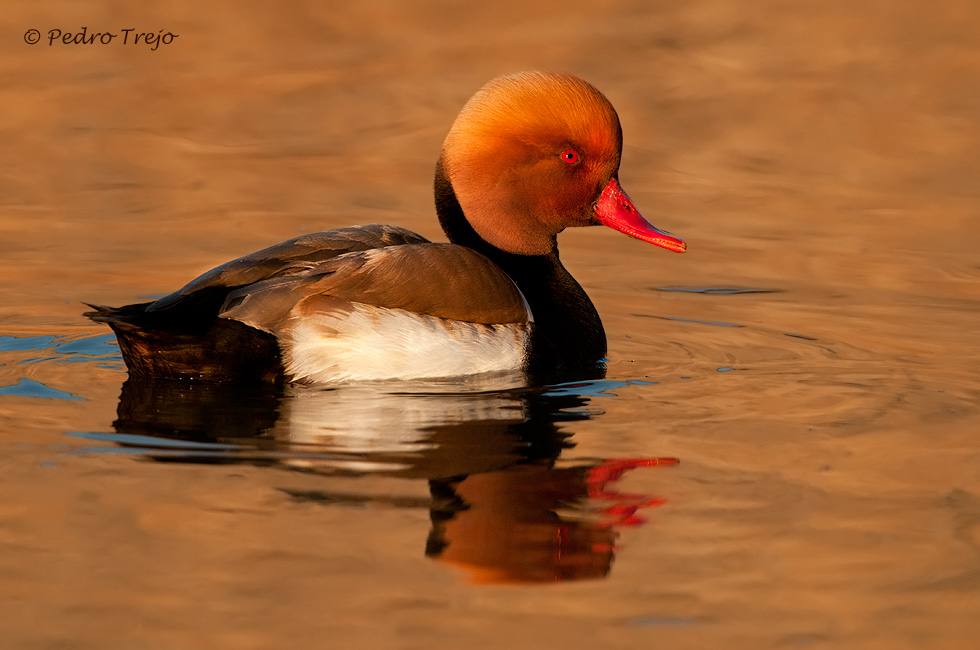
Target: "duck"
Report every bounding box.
[85,72,685,384]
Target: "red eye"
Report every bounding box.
[561,149,579,164]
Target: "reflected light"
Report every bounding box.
[427,458,677,584]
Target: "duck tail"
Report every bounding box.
[83,302,150,324]
[82,296,283,383]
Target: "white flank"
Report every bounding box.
[283,304,530,384]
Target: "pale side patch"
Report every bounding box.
[283,304,530,384]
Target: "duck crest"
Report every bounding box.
[447,72,622,164]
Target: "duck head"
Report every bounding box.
[438,71,686,256]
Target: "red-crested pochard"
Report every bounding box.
[86,72,685,384]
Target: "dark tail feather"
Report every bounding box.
[83,302,150,324]
[83,293,284,383]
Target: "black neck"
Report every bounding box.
[434,158,606,378]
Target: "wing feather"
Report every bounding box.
[219,243,530,335]
[147,224,430,311]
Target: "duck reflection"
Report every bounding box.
[425,458,674,583]
[103,373,676,583]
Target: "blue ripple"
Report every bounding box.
[0,335,60,352]
[0,378,84,401]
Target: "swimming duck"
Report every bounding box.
[86,72,685,384]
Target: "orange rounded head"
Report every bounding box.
[440,71,685,256]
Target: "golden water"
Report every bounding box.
[1,1,978,648]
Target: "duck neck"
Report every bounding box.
[434,158,606,376]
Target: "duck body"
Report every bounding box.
[86,72,684,385]
[88,225,536,383]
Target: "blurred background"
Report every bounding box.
[2,0,977,316]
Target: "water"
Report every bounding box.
[2,1,979,648]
